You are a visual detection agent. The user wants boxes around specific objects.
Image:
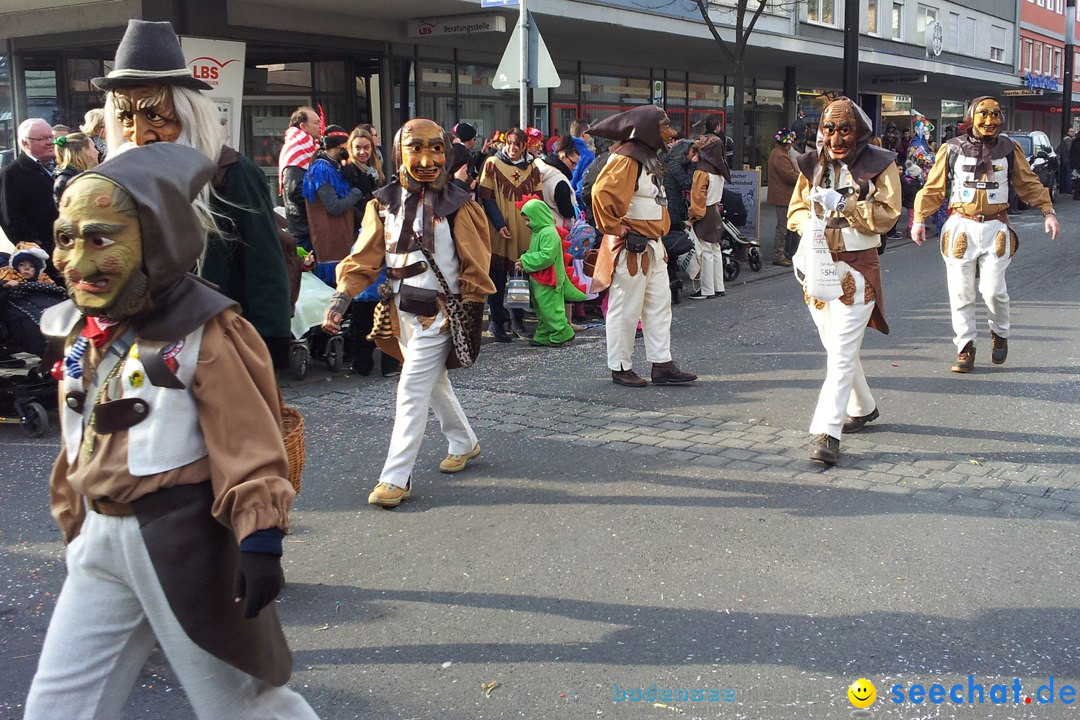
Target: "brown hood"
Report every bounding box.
[693,135,731,182]
[67,143,235,341]
[956,96,1014,177]
[73,143,217,297]
[797,96,895,183]
[590,105,666,166]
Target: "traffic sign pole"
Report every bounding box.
[519,0,528,128]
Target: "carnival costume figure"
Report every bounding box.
[517,198,587,346]
[687,134,732,299]
[588,105,697,388]
[912,96,1058,372]
[24,144,317,719]
[788,97,901,465]
[323,119,496,507]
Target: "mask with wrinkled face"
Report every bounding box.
[54,176,147,317]
[821,101,857,162]
[110,85,182,146]
[971,99,1003,140]
[397,119,448,190]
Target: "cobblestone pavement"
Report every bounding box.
[285,380,1080,525]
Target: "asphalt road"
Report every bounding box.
[1,200,1078,720]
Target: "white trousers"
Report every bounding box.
[940,214,1013,351]
[606,240,673,371]
[806,261,877,439]
[380,310,478,488]
[24,512,318,720]
[699,241,725,297]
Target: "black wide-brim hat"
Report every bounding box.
[92,19,212,92]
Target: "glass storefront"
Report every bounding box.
[0,54,12,155]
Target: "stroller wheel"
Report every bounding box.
[325,335,344,372]
[748,248,763,272]
[21,401,48,438]
[289,344,310,381]
[724,255,741,282]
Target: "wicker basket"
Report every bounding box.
[280,405,306,494]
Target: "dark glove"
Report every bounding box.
[233,552,284,619]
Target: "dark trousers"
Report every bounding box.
[487,269,525,328]
[347,300,400,375]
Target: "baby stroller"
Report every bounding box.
[718,187,761,280]
[288,270,348,380]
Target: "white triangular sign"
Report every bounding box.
[491,16,560,90]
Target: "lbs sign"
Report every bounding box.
[180,37,246,151]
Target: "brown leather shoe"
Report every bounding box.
[809,434,840,466]
[991,331,1008,365]
[842,407,879,434]
[651,361,697,385]
[951,342,976,373]
[612,369,648,387]
[772,257,793,267]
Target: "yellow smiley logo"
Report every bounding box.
[848,678,876,709]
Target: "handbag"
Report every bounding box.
[418,246,483,369]
[623,232,650,253]
[680,226,703,280]
[504,271,532,310]
[792,202,842,302]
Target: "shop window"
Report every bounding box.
[23,58,58,127]
[420,63,454,91]
[580,74,651,125]
[0,54,11,154]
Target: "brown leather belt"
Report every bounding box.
[386,261,428,280]
[88,498,135,516]
[952,209,1009,224]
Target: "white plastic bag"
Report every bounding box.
[683,225,703,280]
[792,203,842,302]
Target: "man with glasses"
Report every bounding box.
[0,118,59,258]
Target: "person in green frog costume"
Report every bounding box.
[515,198,587,346]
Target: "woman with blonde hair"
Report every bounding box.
[80,107,107,160]
[341,125,384,226]
[51,132,99,205]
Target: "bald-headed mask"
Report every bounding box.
[820,101,857,162]
[970,98,1003,140]
[54,176,148,318]
[397,119,448,192]
[110,84,182,146]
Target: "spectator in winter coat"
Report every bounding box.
[766,127,798,266]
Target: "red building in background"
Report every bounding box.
[1010,0,1077,142]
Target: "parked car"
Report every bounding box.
[1004,130,1059,205]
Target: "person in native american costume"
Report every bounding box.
[588,105,697,388]
[25,143,317,719]
[323,119,495,508]
[476,127,540,341]
[912,95,1058,373]
[788,97,901,466]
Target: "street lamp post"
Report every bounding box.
[1063,0,1076,139]
[843,0,860,99]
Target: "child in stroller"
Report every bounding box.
[0,244,64,436]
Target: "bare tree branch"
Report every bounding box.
[692,0,736,63]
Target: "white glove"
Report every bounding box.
[810,188,845,213]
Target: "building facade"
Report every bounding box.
[0,0,1036,189]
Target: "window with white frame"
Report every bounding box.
[1035,41,1043,73]
[990,26,1006,62]
[892,2,904,40]
[1037,0,1045,7]
[948,12,960,51]
[961,16,976,55]
[808,0,835,24]
[1055,47,1063,77]
[1023,38,1033,71]
[916,5,938,47]
[1058,0,1064,13]
[867,0,879,34]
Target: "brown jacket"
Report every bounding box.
[766,146,800,207]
